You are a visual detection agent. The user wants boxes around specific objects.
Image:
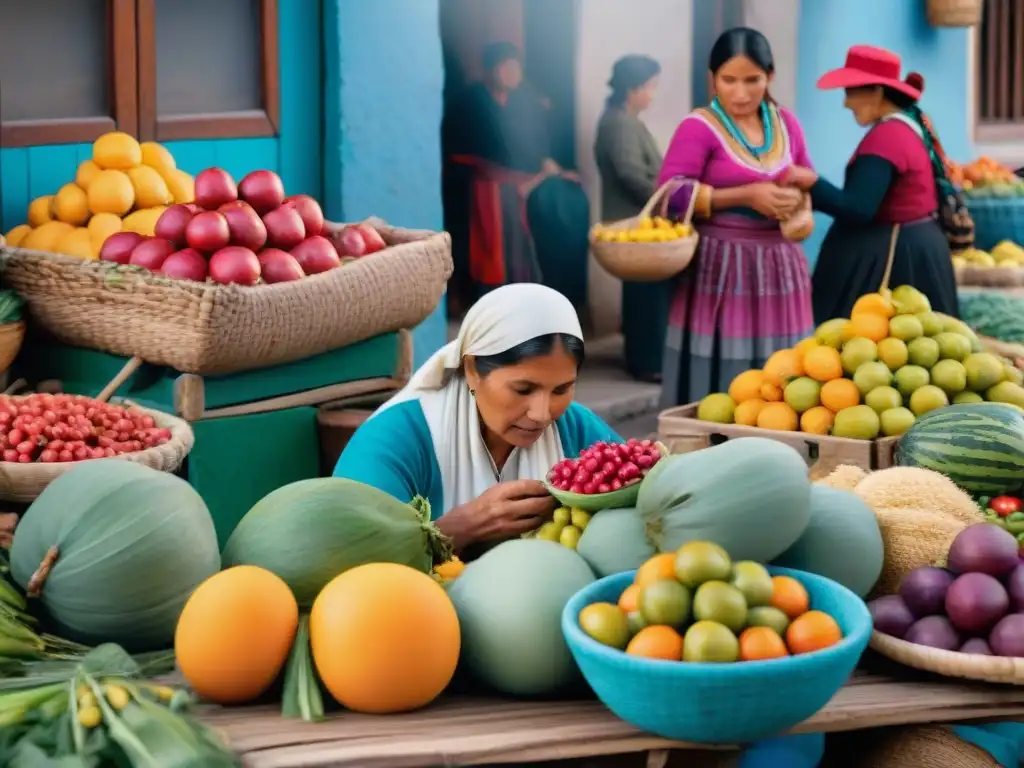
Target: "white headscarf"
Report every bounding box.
[375,283,584,513]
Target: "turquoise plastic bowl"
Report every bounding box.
[561,566,872,745]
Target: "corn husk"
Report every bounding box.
[222,478,453,609]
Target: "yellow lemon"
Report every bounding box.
[160,168,195,204]
[140,141,176,173]
[75,159,102,191]
[27,195,55,227]
[53,183,90,226]
[121,207,167,237]
[87,213,123,254]
[92,131,142,170]
[127,166,173,209]
[53,227,96,260]
[4,224,32,247]
[87,170,135,216]
[22,221,73,252]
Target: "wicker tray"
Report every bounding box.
[955,264,1024,288]
[0,400,194,502]
[0,220,452,376]
[871,630,1024,685]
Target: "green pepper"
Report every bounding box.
[1006,514,1024,535]
[1007,511,1024,524]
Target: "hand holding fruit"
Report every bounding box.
[437,479,557,551]
[747,183,803,220]
[783,165,818,192]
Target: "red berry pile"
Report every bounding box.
[0,394,173,464]
[547,439,663,495]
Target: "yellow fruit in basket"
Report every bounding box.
[907,337,941,368]
[908,384,949,416]
[4,224,31,247]
[964,352,1005,392]
[800,406,834,435]
[637,216,654,230]
[756,401,798,431]
[654,216,674,231]
[127,166,173,209]
[851,292,895,319]
[915,311,944,337]
[75,159,102,191]
[803,346,843,382]
[160,168,195,204]
[763,349,803,386]
[87,212,122,247]
[987,381,1024,408]
[820,378,861,412]
[849,312,889,342]
[92,131,142,170]
[759,380,784,402]
[22,221,73,252]
[53,227,95,260]
[890,285,931,315]
[840,337,878,375]
[697,393,736,424]
[675,223,692,237]
[783,377,821,413]
[876,337,909,371]
[88,170,135,216]
[734,398,767,426]
[832,405,880,439]
[814,318,848,349]
[121,207,168,237]
[53,183,90,226]
[140,141,176,173]
[27,195,55,227]
[930,359,967,395]
[728,369,765,403]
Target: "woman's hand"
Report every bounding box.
[542,157,562,176]
[436,479,557,551]
[784,165,819,192]
[747,183,804,219]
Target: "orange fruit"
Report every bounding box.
[760,380,784,402]
[770,575,810,620]
[786,610,843,655]
[756,401,798,431]
[794,337,820,358]
[800,406,834,435]
[618,583,641,613]
[625,625,683,661]
[728,369,766,403]
[738,626,789,661]
[849,312,889,343]
[851,292,896,319]
[635,553,677,587]
[763,349,804,386]
[734,398,767,426]
[803,346,843,382]
[820,378,861,411]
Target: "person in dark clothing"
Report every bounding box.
[441,42,589,310]
[785,45,959,323]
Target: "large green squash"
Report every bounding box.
[10,461,220,651]
[222,478,452,609]
[447,539,594,697]
[773,485,884,597]
[577,507,655,578]
[636,437,811,562]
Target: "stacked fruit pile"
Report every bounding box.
[698,285,1024,440]
[3,132,195,259]
[953,240,1024,271]
[591,216,694,244]
[579,542,844,663]
[948,156,1024,197]
[534,505,592,550]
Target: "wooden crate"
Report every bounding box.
[658,402,899,478]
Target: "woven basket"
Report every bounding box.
[0,401,194,503]
[927,0,984,26]
[590,179,699,283]
[955,264,1024,288]
[0,220,452,376]
[842,724,999,767]
[966,197,1024,251]
[0,322,25,375]
[871,630,1024,685]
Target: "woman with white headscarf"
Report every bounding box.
[333,283,619,552]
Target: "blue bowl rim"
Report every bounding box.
[562,566,873,678]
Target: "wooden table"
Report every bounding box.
[198,668,1024,768]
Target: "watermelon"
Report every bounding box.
[895,403,1024,495]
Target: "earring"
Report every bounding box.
[469,387,476,396]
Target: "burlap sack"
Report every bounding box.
[871,506,968,596]
[841,725,999,768]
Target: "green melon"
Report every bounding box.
[896,402,1024,495]
[576,507,655,578]
[773,485,884,597]
[637,437,812,562]
[10,461,221,651]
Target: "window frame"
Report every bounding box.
[974,0,1024,142]
[0,0,138,148]
[135,0,280,142]
[0,0,279,148]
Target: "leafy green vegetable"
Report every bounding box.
[282,615,324,722]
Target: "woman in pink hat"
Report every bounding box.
[785,45,964,323]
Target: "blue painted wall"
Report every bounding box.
[0,0,322,234]
[323,0,447,367]
[796,0,970,267]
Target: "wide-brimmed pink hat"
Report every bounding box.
[817,45,923,99]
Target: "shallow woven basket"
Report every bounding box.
[0,401,194,503]
[590,179,699,283]
[0,322,25,375]
[0,219,452,376]
[955,264,1024,288]
[870,630,1024,685]
[927,0,983,26]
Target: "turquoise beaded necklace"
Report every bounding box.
[710,98,773,160]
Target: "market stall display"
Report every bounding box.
[948,156,1024,251]
[953,241,1024,288]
